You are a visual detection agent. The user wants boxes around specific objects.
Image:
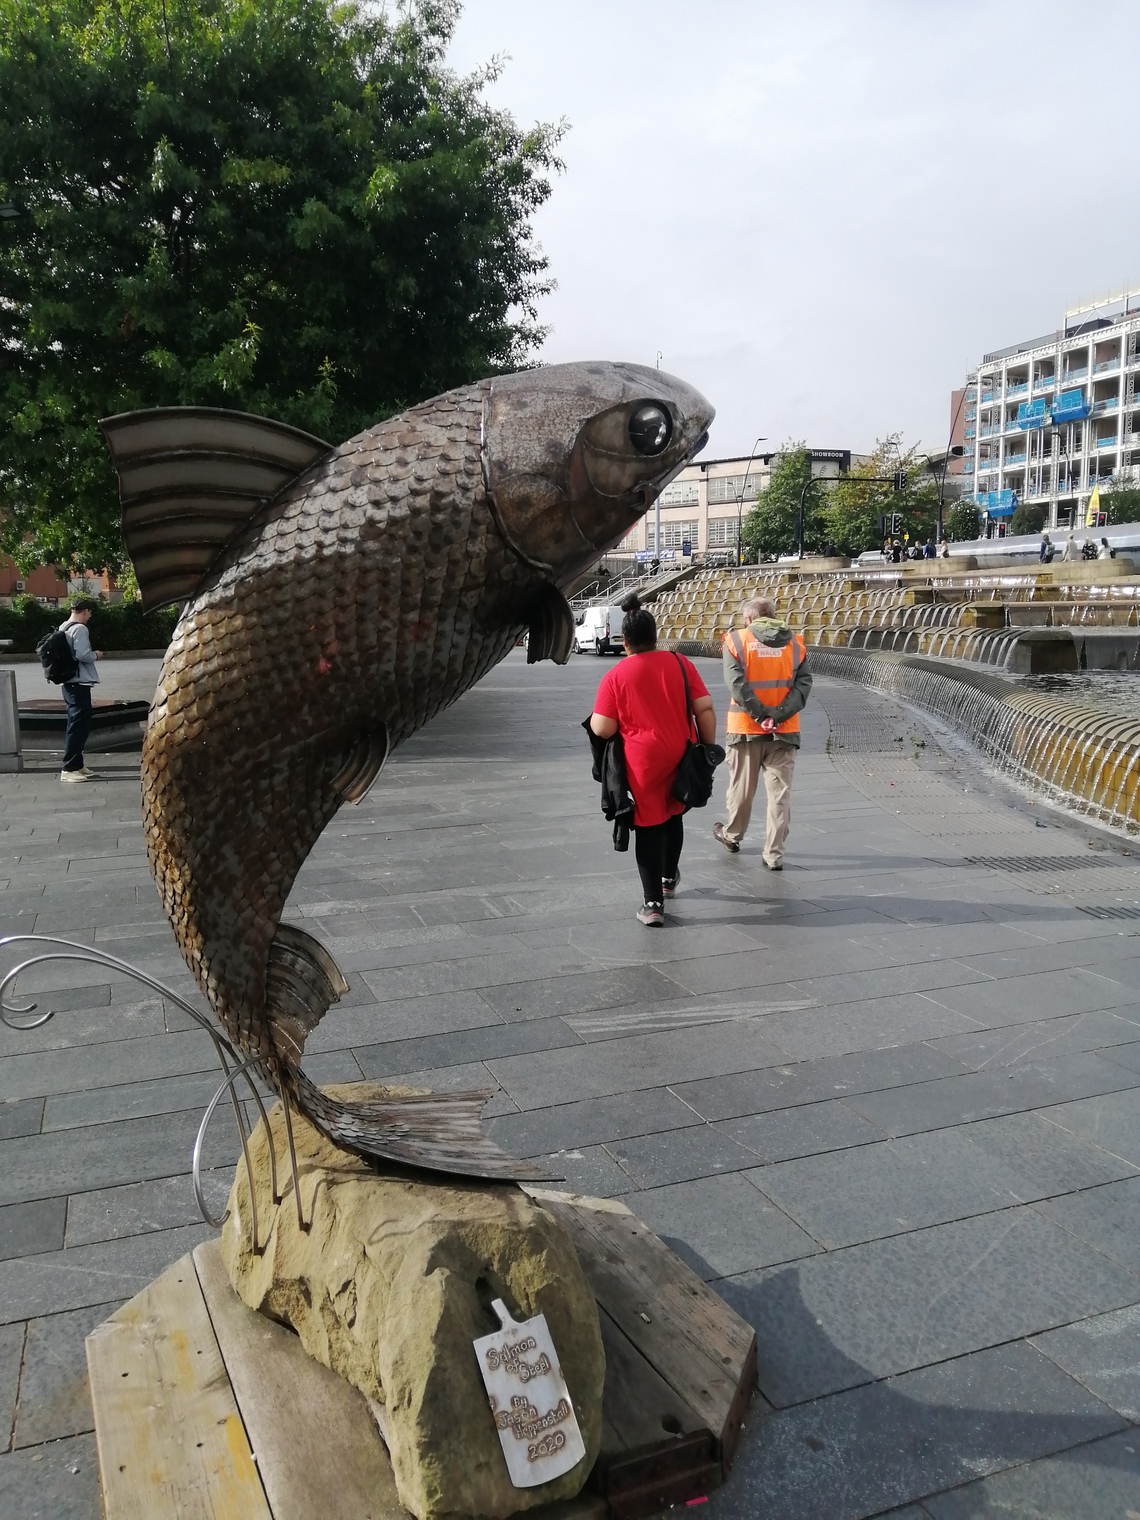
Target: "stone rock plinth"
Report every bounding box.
[220,1084,605,1520]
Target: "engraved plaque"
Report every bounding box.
[473,1297,587,1488]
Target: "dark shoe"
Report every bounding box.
[713,822,740,853]
[763,858,783,871]
[662,869,680,898]
[636,902,665,927]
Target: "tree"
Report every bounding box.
[821,436,938,556]
[1100,482,1140,526]
[0,0,563,574]
[740,444,825,559]
[945,501,981,542]
[1010,502,1047,536]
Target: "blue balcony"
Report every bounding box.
[1094,358,1121,373]
[1017,398,1047,430]
[1033,376,1056,391]
[1092,397,1120,414]
[1006,382,1029,396]
[1096,435,1118,448]
[1064,366,1089,382]
[1050,389,1091,424]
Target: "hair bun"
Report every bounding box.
[620,592,641,613]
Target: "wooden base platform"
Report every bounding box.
[87,1190,757,1520]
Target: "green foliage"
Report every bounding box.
[1100,484,1140,527]
[0,0,562,574]
[821,437,938,556]
[1010,502,1047,536]
[945,500,981,542]
[740,445,824,558]
[0,596,178,652]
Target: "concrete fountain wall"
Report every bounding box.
[809,646,1140,835]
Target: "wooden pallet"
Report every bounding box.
[87,1191,757,1520]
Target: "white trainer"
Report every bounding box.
[60,769,90,783]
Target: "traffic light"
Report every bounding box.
[890,512,902,535]
[892,469,908,494]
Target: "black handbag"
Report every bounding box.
[671,653,725,809]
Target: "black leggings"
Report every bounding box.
[634,815,684,905]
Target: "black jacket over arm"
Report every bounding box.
[583,719,633,852]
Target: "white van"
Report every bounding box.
[576,605,626,656]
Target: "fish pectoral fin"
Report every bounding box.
[331,725,389,805]
[98,407,331,612]
[527,584,576,666]
[265,923,349,1063]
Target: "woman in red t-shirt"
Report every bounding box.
[589,595,717,925]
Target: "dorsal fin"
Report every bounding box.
[99,407,331,612]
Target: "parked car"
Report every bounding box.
[575,604,626,655]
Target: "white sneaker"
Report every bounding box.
[60,769,90,783]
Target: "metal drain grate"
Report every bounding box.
[964,855,1123,873]
[1078,904,1140,920]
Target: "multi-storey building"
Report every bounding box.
[961,289,1140,533]
[620,448,864,559]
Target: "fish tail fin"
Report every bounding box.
[286,1067,553,1182]
[265,922,349,1064]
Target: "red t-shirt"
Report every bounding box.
[594,651,710,826]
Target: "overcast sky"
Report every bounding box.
[447,1,1140,461]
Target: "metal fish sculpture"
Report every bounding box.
[100,363,713,1180]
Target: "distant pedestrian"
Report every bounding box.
[1099,537,1114,560]
[1061,531,1077,561]
[940,537,950,558]
[589,595,716,926]
[1039,532,1051,562]
[59,598,102,782]
[891,540,902,563]
[923,538,935,559]
[714,597,812,869]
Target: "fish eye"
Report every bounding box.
[628,404,672,456]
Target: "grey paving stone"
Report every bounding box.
[351,1058,517,1119]
[484,1087,701,1158]
[0,1430,100,1519]
[40,1070,235,1131]
[676,1043,972,1123]
[0,1099,42,1140]
[486,1019,791,1111]
[13,1303,115,1448]
[792,959,993,1006]
[846,1052,1140,1138]
[479,964,686,1021]
[531,1144,632,1198]
[351,1011,578,1078]
[0,1222,209,1323]
[0,1200,66,1263]
[922,1427,1140,1518]
[928,1009,1140,1070]
[1033,1176,1140,1271]
[719,1101,888,1166]
[0,1028,221,1104]
[716,1342,1125,1520]
[923,967,1137,1027]
[1032,1304,1140,1424]
[0,1108,233,1208]
[0,1320,23,1452]
[1040,1085,1140,1167]
[358,943,594,997]
[747,1118,1135,1251]
[1102,1039,1140,1076]
[720,1207,1140,1406]
[0,997,163,1058]
[754,994,980,1063]
[631,1173,820,1280]
[65,1171,231,1248]
[606,1124,760,1188]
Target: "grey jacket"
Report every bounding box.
[62,620,100,686]
[722,618,811,748]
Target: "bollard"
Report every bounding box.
[0,668,23,773]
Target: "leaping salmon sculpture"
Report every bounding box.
[100,363,714,1180]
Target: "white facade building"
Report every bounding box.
[620,448,862,559]
[963,290,1140,533]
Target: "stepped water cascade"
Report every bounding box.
[643,561,1140,833]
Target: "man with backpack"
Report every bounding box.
[56,599,102,781]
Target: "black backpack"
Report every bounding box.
[36,627,79,684]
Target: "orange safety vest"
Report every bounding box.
[724,627,805,736]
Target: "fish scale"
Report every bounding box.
[103,362,713,1178]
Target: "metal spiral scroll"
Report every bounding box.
[0,933,313,1253]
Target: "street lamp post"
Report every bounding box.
[735,436,768,565]
[797,475,816,560]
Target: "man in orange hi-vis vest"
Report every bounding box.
[713,596,812,868]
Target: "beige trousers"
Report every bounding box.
[723,739,796,864]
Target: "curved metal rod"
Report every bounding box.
[194,1055,263,1252]
[280,1085,311,1234]
[0,933,281,1216]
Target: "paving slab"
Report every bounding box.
[2,653,1140,1517]
[921,1427,1140,1518]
